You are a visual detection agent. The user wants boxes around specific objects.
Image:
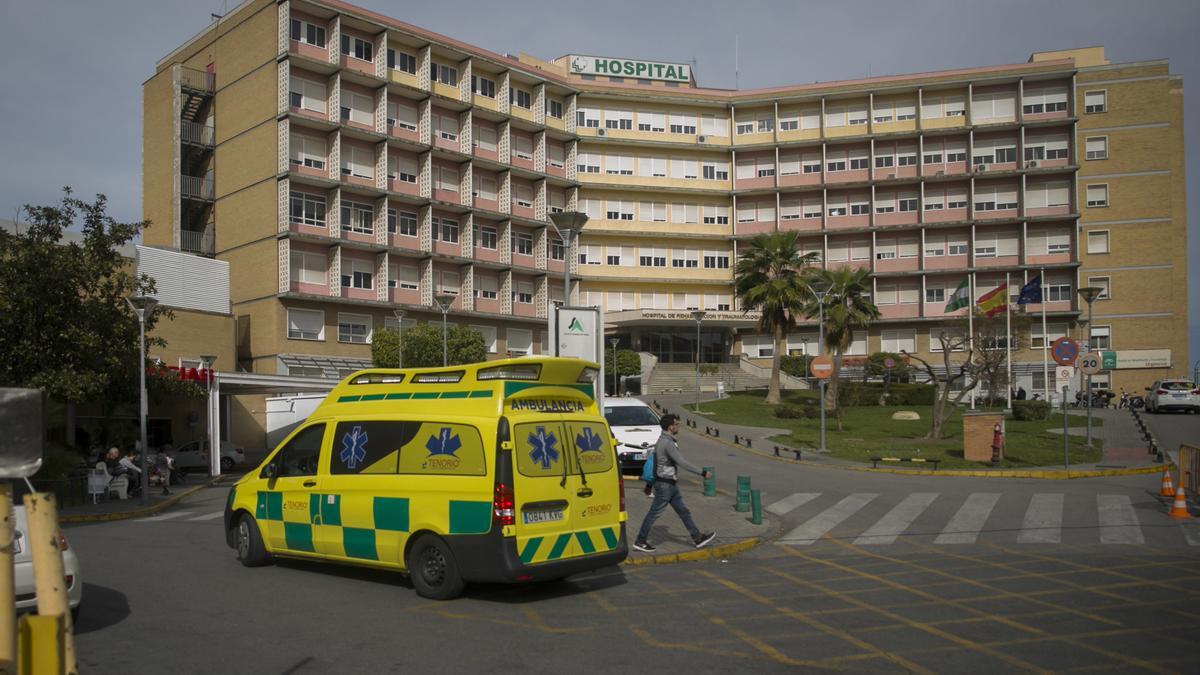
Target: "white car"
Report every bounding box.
[1146,379,1200,414]
[171,439,246,472]
[602,398,661,473]
[13,501,82,623]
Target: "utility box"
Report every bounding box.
[963,412,1004,463]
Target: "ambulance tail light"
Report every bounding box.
[618,472,626,513]
[494,483,515,527]
[577,367,599,384]
[478,364,541,381]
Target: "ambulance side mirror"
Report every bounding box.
[261,462,277,480]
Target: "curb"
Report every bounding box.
[624,537,762,565]
[682,423,1168,480]
[61,474,232,523]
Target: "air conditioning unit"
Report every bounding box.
[698,135,708,143]
[887,173,896,179]
[976,164,988,172]
[936,170,945,177]
[596,128,607,137]
[1026,160,1038,168]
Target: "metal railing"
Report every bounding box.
[181,120,214,147]
[181,229,215,256]
[179,66,215,93]
[28,475,88,509]
[181,175,214,201]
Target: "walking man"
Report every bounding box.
[633,414,715,552]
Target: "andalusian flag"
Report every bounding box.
[944,279,970,313]
[977,283,1009,318]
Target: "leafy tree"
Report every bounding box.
[371,324,487,368]
[0,190,164,411]
[802,266,880,429]
[604,349,641,394]
[733,231,820,405]
[863,352,913,385]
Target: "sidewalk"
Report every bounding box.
[650,392,1164,478]
[60,473,232,523]
[622,475,775,564]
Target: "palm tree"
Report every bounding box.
[803,266,880,429]
[734,231,820,404]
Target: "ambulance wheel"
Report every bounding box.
[408,535,464,600]
[235,514,271,567]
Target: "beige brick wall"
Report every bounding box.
[142,70,176,247]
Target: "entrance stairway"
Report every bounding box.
[647,363,776,394]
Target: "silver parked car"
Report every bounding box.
[11,482,82,623]
[171,439,246,472]
[1146,379,1200,414]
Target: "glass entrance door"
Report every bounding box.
[639,330,725,363]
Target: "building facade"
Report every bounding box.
[143,0,1188,398]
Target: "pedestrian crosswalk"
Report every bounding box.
[768,492,1197,547]
[134,510,223,523]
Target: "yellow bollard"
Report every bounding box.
[0,483,15,674]
[22,494,75,675]
[17,614,62,675]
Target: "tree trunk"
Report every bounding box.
[765,324,783,405]
[829,354,844,431]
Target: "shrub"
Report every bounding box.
[775,405,806,419]
[780,355,814,379]
[838,382,937,407]
[1012,400,1052,421]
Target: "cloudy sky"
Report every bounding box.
[1,0,1196,364]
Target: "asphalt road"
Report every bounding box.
[1142,408,1200,460]
[65,415,1200,674]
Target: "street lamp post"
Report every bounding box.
[392,308,406,369]
[199,354,217,476]
[609,337,620,398]
[433,294,455,367]
[810,279,832,454]
[1077,287,1104,447]
[691,310,706,413]
[549,212,589,306]
[126,295,158,504]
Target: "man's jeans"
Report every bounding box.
[636,481,700,543]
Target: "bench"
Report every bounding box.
[870,456,940,470]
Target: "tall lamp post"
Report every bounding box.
[609,337,620,398]
[549,211,589,305]
[1078,286,1104,447]
[810,278,832,453]
[199,354,217,476]
[126,295,158,504]
[392,308,406,368]
[691,310,706,413]
[433,294,455,367]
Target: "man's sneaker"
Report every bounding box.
[633,541,656,553]
[694,532,716,549]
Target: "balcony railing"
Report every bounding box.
[181,229,215,256]
[179,66,215,93]
[181,175,214,201]
[181,120,214,147]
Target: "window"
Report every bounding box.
[475,274,498,299]
[289,191,326,227]
[735,119,754,135]
[340,34,373,61]
[512,135,534,162]
[605,109,633,130]
[510,88,532,109]
[470,325,498,353]
[289,250,325,285]
[701,113,727,136]
[1087,230,1109,254]
[507,328,533,356]
[289,134,327,170]
[434,164,459,192]
[391,209,417,236]
[547,143,565,169]
[474,125,497,152]
[471,75,495,98]
[578,244,601,265]
[391,264,418,291]
[780,199,801,220]
[339,144,374,179]
[577,107,601,128]
[605,199,634,221]
[439,271,460,296]
[881,330,916,354]
[757,114,774,132]
[337,313,372,344]
[438,217,460,243]
[639,247,667,267]
[340,258,374,289]
[1087,276,1110,300]
[1044,280,1072,302]
[1086,184,1109,207]
[287,308,324,341]
[431,62,458,86]
[874,154,893,169]
[290,18,327,47]
[701,161,728,181]
[389,100,417,131]
[669,112,696,135]
[846,104,868,126]
[670,157,698,179]
[971,92,1017,121]
[1026,181,1071,209]
[550,238,564,261]
[637,110,665,132]
[389,155,418,184]
[546,98,564,119]
[1031,322,1068,349]
[513,231,534,256]
[703,251,730,269]
[671,248,698,269]
[476,225,497,250]
[605,154,634,176]
[702,205,729,225]
[640,202,666,222]
[925,287,945,304]
[340,201,373,234]
[289,76,327,114]
[1088,325,1111,351]
[798,154,820,174]
[434,113,459,142]
[1022,86,1068,114]
[387,49,417,74]
[1085,136,1108,160]
[274,424,326,477]
[576,152,600,174]
[1084,90,1107,114]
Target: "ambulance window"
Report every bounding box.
[397,423,486,476]
[275,424,325,477]
[514,422,568,478]
[330,421,409,475]
[567,421,614,473]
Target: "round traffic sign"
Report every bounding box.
[1051,337,1080,367]
[810,356,834,379]
[1077,353,1103,376]
[883,357,896,369]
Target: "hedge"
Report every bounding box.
[837,382,938,407]
[1012,400,1052,421]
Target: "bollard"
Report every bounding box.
[18,614,63,675]
[745,438,752,448]
[713,428,719,438]
[733,434,740,445]
[23,493,75,674]
[773,446,780,457]
[703,466,715,497]
[793,449,802,461]
[750,489,762,525]
[735,475,751,512]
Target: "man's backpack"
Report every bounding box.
[640,450,656,484]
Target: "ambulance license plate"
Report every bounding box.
[523,509,563,525]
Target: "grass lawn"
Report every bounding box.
[689,390,1103,469]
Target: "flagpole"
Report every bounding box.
[1005,271,1012,411]
[969,272,976,410]
[1041,267,1049,404]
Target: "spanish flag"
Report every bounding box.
[977,283,1009,318]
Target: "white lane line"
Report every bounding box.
[135,511,196,522]
[1097,494,1144,545]
[854,493,939,545]
[780,494,878,545]
[766,493,821,516]
[186,511,226,522]
[1180,521,1200,546]
[935,493,1002,545]
[1017,494,1064,544]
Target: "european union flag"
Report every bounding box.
[1018,276,1042,305]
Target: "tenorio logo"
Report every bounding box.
[568,318,586,333]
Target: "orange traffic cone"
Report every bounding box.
[1168,486,1191,519]
[1159,468,1176,497]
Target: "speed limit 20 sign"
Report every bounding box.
[1077,353,1103,376]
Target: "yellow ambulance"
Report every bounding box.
[223,357,628,599]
